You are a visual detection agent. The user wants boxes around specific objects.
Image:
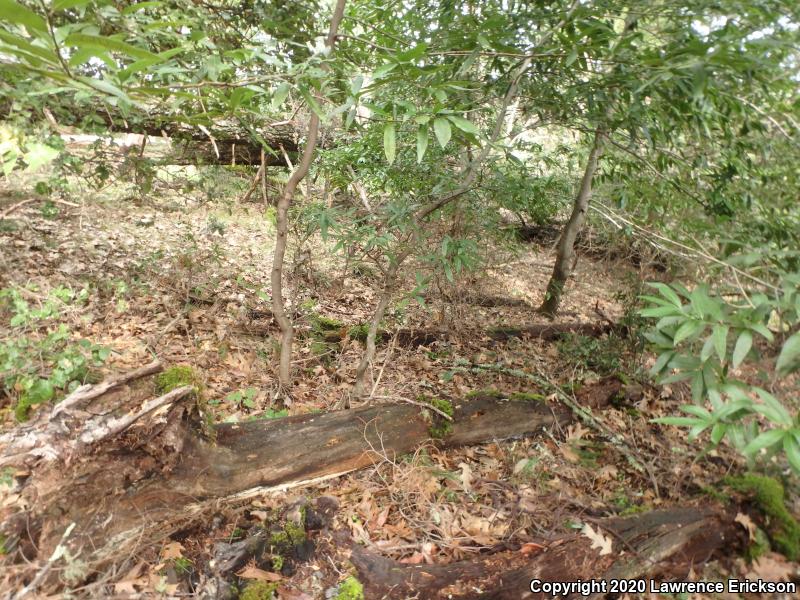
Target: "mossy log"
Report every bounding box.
[350,507,740,599]
[0,362,572,593]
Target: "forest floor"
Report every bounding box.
[1,179,797,598]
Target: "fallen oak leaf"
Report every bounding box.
[237,566,282,581]
[748,552,796,582]
[519,542,545,556]
[581,523,613,556]
[734,512,757,542]
[161,541,184,560]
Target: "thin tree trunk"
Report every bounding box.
[271,0,347,389]
[351,261,400,401]
[540,128,606,317]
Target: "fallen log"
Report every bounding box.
[0,365,572,592]
[318,321,615,347]
[350,506,739,599]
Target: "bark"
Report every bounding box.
[0,365,572,592]
[350,506,739,599]
[540,128,606,317]
[271,0,347,389]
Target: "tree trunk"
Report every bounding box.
[271,0,347,390]
[0,363,572,592]
[350,506,739,599]
[351,261,400,401]
[540,128,606,317]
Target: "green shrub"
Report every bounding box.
[0,286,109,421]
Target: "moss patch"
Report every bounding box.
[156,365,203,395]
[347,323,371,342]
[725,474,800,560]
[239,580,279,600]
[311,314,344,333]
[420,396,454,439]
[335,576,364,600]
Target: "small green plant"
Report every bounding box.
[155,365,203,395]
[643,281,800,474]
[225,386,259,409]
[421,396,454,439]
[335,576,365,600]
[0,286,108,421]
[556,333,623,376]
[239,580,279,600]
[347,323,371,342]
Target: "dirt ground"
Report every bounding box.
[1,176,797,598]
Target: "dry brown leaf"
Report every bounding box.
[748,552,795,581]
[560,444,581,463]
[237,566,282,581]
[520,542,545,556]
[458,462,474,492]
[581,523,613,556]
[161,541,184,560]
[734,512,757,542]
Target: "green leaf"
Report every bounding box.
[673,319,703,345]
[0,0,48,34]
[397,42,427,62]
[383,123,396,165]
[23,143,59,171]
[712,324,728,362]
[710,423,728,445]
[776,332,800,376]
[783,434,800,474]
[653,416,703,427]
[731,330,752,369]
[650,351,673,375]
[753,389,792,426]
[271,82,290,110]
[433,117,451,149]
[373,62,397,78]
[640,305,681,318]
[416,125,428,164]
[647,282,682,307]
[54,0,93,10]
[24,378,54,404]
[447,115,478,134]
[65,33,157,60]
[121,1,163,14]
[743,428,786,456]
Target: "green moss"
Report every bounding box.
[239,580,279,600]
[699,484,731,504]
[156,365,203,395]
[311,314,344,333]
[347,323,371,342]
[335,576,364,600]
[0,533,6,555]
[267,519,306,548]
[173,556,193,576]
[421,396,454,439]
[725,474,800,560]
[271,554,284,571]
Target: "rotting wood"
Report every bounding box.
[349,506,739,599]
[0,365,573,592]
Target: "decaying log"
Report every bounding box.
[350,506,739,599]
[0,365,572,591]
[487,321,613,342]
[317,321,615,347]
